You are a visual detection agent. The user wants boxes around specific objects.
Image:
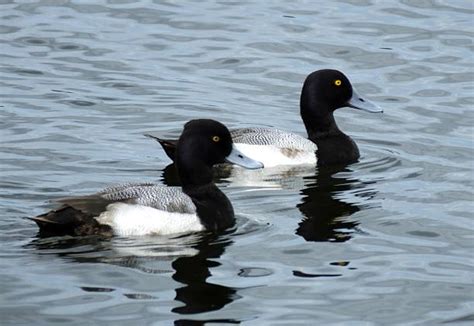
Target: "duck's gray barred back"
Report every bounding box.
[100,183,196,214]
[231,128,317,152]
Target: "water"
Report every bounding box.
[1,0,473,324]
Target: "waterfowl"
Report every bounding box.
[148,69,382,167]
[30,119,263,237]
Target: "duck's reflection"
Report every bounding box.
[28,231,240,323]
[172,233,239,316]
[296,165,375,242]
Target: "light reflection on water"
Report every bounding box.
[1,0,473,325]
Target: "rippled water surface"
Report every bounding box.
[1,0,473,325]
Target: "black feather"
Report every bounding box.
[145,134,177,161]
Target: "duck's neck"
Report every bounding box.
[175,138,215,187]
[301,104,341,140]
[183,182,235,231]
[176,155,235,231]
[300,103,360,166]
[177,159,213,188]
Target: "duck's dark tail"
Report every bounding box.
[28,206,112,237]
[145,134,178,161]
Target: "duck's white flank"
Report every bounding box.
[95,203,205,236]
[234,143,316,167]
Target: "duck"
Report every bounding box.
[29,119,263,237]
[147,69,382,167]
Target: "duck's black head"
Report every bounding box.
[301,69,354,113]
[176,119,263,186]
[300,69,381,137]
[178,119,233,166]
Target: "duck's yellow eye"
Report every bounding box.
[334,79,342,86]
[212,136,220,142]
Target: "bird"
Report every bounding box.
[29,119,263,237]
[147,69,382,167]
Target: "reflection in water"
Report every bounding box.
[172,234,240,325]
[28,230,240,324]
[297,165,376,242]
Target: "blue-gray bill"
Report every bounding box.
[347,88,383,113]
[226,145,264,169]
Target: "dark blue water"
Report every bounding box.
[1,1,473,324]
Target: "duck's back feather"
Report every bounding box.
[231,128,317,167]
[57,183,196,215]
[231,128,316,151]
[97,183,196,214]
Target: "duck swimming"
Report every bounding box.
[148,69,382,167]
[30,119,263,237]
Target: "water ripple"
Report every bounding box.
[1,0,473,325]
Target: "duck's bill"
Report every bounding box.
[226,145,264,169]
[347,88,383,113]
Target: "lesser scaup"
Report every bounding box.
[148,69,382,167]
[30,119,263,237]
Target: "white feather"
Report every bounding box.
[95,203,205,236]
[234,143,316,167]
